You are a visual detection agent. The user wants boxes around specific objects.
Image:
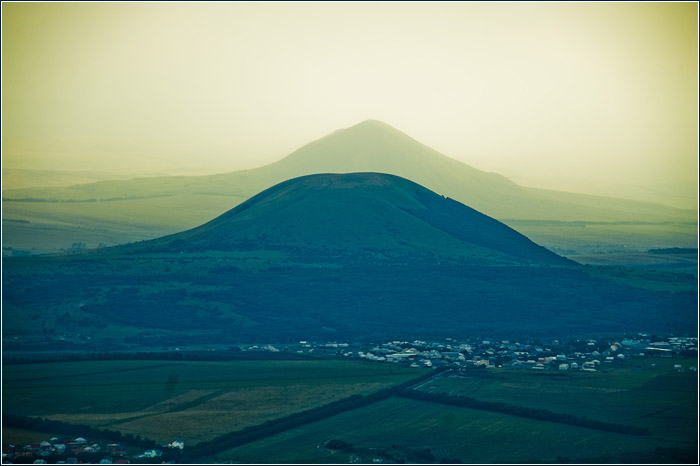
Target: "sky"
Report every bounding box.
[2,2,698,208]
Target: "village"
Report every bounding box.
[1,436,184,465]
[242,333,698,373]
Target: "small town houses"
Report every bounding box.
[1,435,184,464]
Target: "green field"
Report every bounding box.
[420,357,697,450]
[2,357,697,463]
[2,359,424,444]
[214,395,685,464]
[210,359,697,464]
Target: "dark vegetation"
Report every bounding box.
[4,253,695,345]
[2,413,160,450]
[398,389,650,436]
[648,247,698,254]
[325,438,354,452]
[2,349,317,365]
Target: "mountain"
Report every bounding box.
[128,172,570,266]
[2,120,696,255]
[3,173,696,347]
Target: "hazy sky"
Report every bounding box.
[2,2,698,207]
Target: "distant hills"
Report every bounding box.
[3,173,696,347]
[2,169,142,190]
[2,120,696,256]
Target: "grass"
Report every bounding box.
[213,396,679,464]
[2,359,424,444]
[420,357,698,447]
[211,360,697,464]
[0,427,56,445]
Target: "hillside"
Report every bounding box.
[2,120,696,255]
[125,173,570,266]
[2,174,696,346]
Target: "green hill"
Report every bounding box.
[128,173,570,266]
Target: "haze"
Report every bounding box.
[2,2,697,208]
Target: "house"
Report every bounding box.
[169,439,184,450]
[143,449,162,458]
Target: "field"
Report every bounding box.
[420,357,697,451]
[209,358,697,464]
[2,356,697,463]
[2,193,238,254]
[1,359,424,444]
[214,395,682,464]
[503,220,697,257]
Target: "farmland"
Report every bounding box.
[211,358,697,464]
[1,359,424,444]
[1,349,697,463]
[420,357,698,446]
[213,396,674,464]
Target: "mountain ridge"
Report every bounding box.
[4,120,691,223]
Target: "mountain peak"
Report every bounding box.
[347,119,398,131]
[338,119,415,140]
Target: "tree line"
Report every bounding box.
[2,413,159,449]
[3,349,316,365]
[397,389,650,436]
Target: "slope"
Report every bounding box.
[123,172,570,266]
